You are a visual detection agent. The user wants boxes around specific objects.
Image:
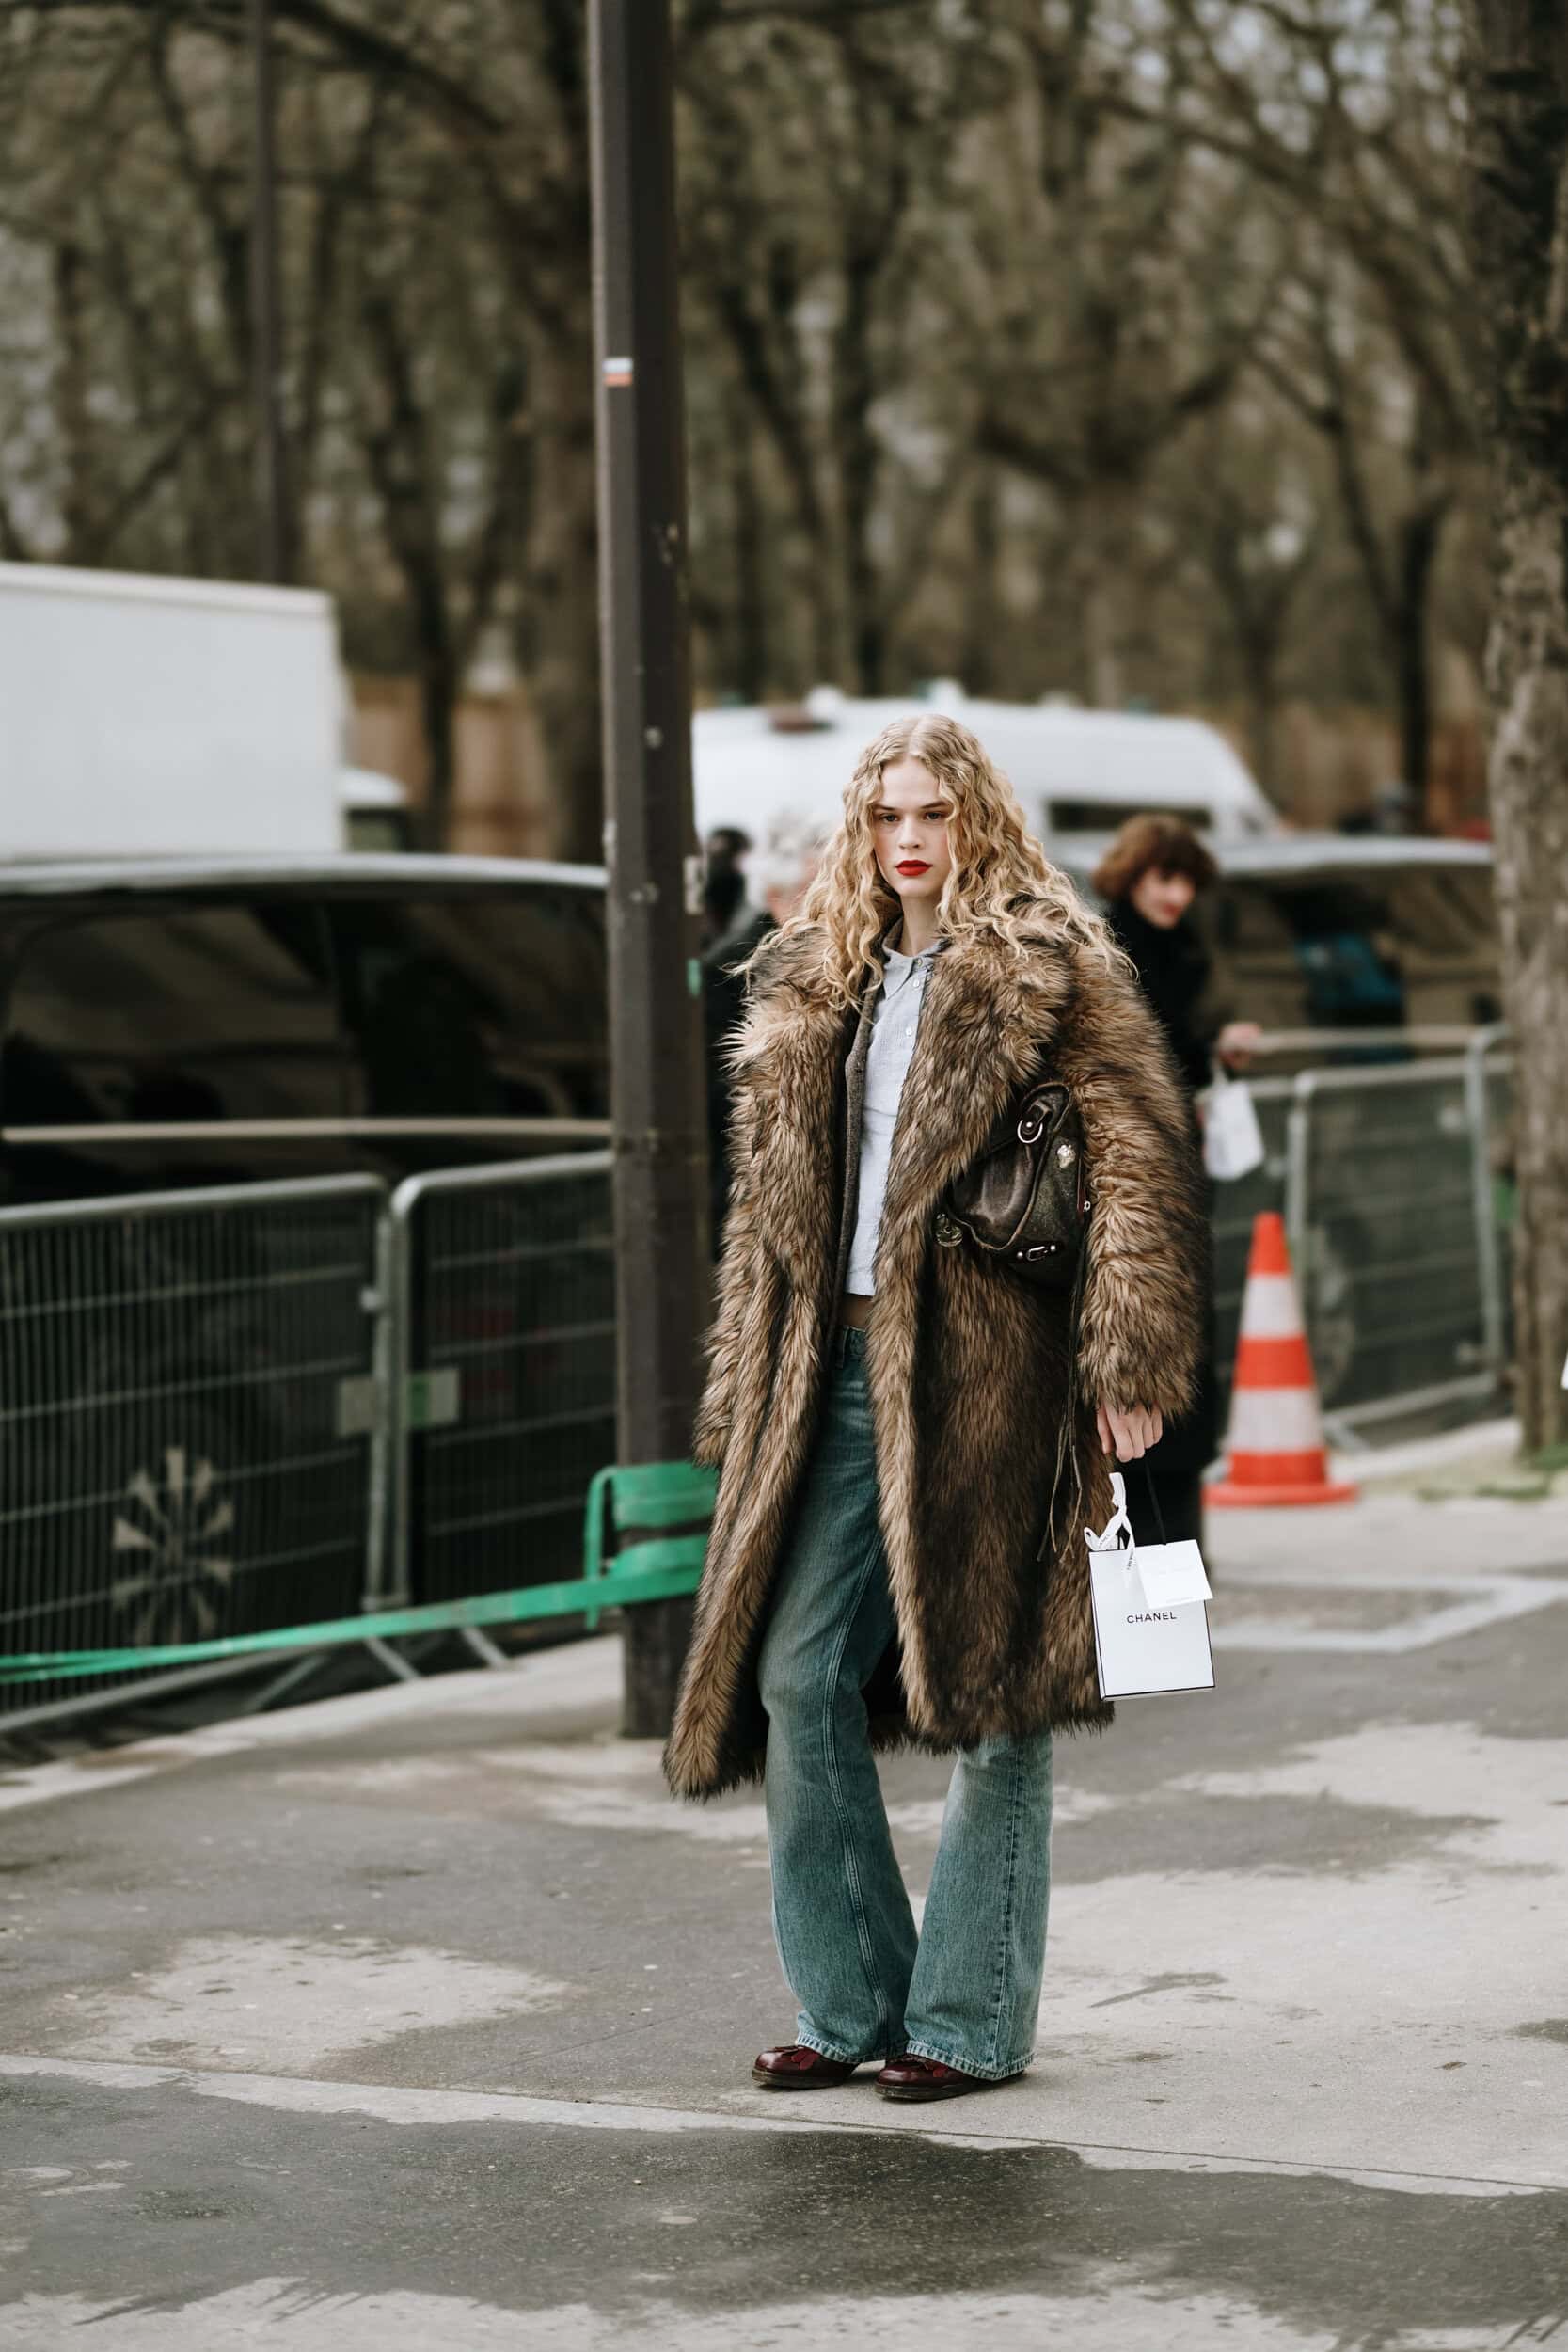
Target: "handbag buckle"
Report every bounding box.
[1017,1110,1045,1146]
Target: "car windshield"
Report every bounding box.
[1197,866,1499,1043]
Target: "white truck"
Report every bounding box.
[0,561,407,857]
[693,686,1281,876]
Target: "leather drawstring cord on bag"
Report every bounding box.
[1038,1240,1089,1564]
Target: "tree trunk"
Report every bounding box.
[834,230,885,696]
[1243,655,1281,805]
[962,467,1002,701]
[416,639,459,852]
[1394,495,1446,817]
[1073,534,1125,711]
[1464,0,1568,1450]
[1064,482,1139,710]
[727,391,768,705]
[527,324,606,866]
[55,241,95,561]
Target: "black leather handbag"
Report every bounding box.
[934,1079,1089,1289]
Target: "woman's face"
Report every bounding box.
[869,758,954,911]
[1130,863,1196,930]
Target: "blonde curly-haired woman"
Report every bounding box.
[665,715,1204,2103]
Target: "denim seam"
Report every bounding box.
[819,1535,895,2061]
[983,1743,1025,2076]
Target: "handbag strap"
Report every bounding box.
[1039,1242,1089,1559]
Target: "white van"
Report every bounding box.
[692,688,1279,866]
[0,561,408,858]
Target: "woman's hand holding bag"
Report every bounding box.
[1096,1402,1163,1461]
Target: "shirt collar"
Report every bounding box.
[880,921,947,974]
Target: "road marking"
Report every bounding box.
[1212,1574,1568,1653]
[0,2053,1552,2197]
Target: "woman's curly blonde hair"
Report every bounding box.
[773,712,1121,1007]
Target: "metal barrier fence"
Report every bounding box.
[1290,1060,1487,1425]
[386,1154,616,1611]
[0,1176,388,1726]
[1212,1032,1513,1439]
[0,1040,1519,1725]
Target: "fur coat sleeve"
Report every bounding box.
[1053,943,1207,1420]
[690,1066,763,1468]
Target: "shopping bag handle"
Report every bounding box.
[1091,1462,1168,1554]
[1134,1458,1167,1545]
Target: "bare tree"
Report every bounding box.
[0,0,1511,848]
[1163,402,1324,797]
[1147,0,1478,804]
[959,1,1289,708]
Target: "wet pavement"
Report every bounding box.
[2,1470,1566,2347]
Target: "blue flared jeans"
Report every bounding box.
[756,1324,1053,2079]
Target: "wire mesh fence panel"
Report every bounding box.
[0,1178,385,1717]
[399,1157,616,1606]
[1210,1081,1292,1434]
[1296,1066,1486,1412]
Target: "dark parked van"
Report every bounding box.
[0,860,612,1676]
[0,841,1498,1207]
[0,856,609,1206]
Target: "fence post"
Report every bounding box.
[360,1205,395,1615]
[383,1178,422,1612]
[1465,1023,1512,1381]
[1284,1073,1315,1299]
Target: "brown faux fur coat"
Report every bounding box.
[664,902,1206,1800]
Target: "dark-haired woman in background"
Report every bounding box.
[1092,815,1260,1547]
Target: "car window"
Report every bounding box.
[1198,866,1499,1036]
[329,889,608,1121]
[1,902,345,1130]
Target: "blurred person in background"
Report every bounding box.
[704,814,824,1237]
[702,825,752,946]
[1092,814,1261,1546]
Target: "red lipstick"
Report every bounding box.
[895,860,931,876]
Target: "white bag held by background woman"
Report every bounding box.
[1202,1066,1265,1183]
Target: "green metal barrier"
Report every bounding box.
[581,1458,718,1634]
[0,1459,715,1687]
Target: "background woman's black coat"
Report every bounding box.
[1104,899,1221,1504]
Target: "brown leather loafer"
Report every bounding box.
[875,2056,997,2102]
[752,2043,860,2090]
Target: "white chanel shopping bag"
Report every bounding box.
[1086,1472,1215,1699]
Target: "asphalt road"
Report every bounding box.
[2,1478,1567,2349]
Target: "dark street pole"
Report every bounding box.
[588,0,711,1735]
[247,0,292,583]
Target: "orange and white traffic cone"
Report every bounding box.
[1205,1211,1357,1508]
